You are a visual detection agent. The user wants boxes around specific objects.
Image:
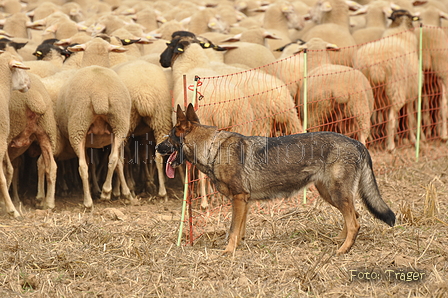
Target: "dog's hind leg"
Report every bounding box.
[315,181,360,254]
[334,198,360,255]
[224,193,250,254]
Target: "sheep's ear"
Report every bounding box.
[221,33,241,42]
[412,0,428,7]
[199,41,213,49]
[186,103,200,124]
[10,41,27,51]
[67,44,86,52]
[440,10,448,20]
[10,60,30,70]
[215,44,238,51]
[293,44,307,54]
[109,44,127,53]
[120,38,140,45]
[174,42,187,53]
[350,5,368,16]
[346,0,363,11]
[263,31,281,40]
[320,1,333,12]
[274,44,288,52]
[326,43,339,51]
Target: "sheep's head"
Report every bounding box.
[388,9,420,30]
[159,31,225,68]
[0,51,30,92]
[290,37,339,55]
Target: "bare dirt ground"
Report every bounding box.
[0,142,447,297]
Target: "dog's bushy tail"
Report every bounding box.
[358,152,396,227]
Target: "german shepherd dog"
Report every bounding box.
[156,104,395,255]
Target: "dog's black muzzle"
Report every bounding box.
[155,139,175,156]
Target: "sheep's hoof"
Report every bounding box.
[100,191,112,201]
[9,210,22,219]
[83,198,93,208]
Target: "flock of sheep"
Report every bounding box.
[0,0,447,217]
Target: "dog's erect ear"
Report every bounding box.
[186,103,200,124]
[176,104,188,129]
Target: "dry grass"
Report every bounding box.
[1,142,447,297]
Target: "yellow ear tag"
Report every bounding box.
[36,51,42,55]
[177,47,184,52]
[413,16,419,21]
[124,39,131,43]
[204,43,210,48]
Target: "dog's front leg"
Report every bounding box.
[224,193,250,254]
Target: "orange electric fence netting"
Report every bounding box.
[177,25,448,245]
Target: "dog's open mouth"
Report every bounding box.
[166,151,178,178]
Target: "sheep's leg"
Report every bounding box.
[37,134,57,210]
[143,160,156,194]
[155,152,167,199]
[88,149,101,197]
[386,108,397,152]
[440,83,447,141]
[76,139,93,208]
[407,101,417,145]
[0,150,20,218]
[11,157,21,205]
[4,151,14,187]
[100,134,130,200]
[123,143,136,195]
[116,158,132,200]
[36,155,46,203]
[356,108,371,146]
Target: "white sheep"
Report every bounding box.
[185,7,230,35]
[220,42,277,70]
[351,1,396,46]
[298,38,374,145]
[0,51,30,218]
[65,36,127,68]
[301,0,358,67]
[256,0,305,58]
[355,9,421,151]
[0,12,32,39]
[8,73,58,209]
[416,5,448,140]
[56,65,133,208]
[113,59,173,198]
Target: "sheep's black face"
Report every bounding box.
[159,38,191,68]
[159,41,176,68]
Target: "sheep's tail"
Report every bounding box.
[366,64,386,85]
[358,148,396,227]
[91,95,109,115]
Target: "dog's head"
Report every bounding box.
[156,103,200,178]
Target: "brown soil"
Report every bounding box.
[1,142,447,297]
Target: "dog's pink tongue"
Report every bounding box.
[166,151,177,178]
